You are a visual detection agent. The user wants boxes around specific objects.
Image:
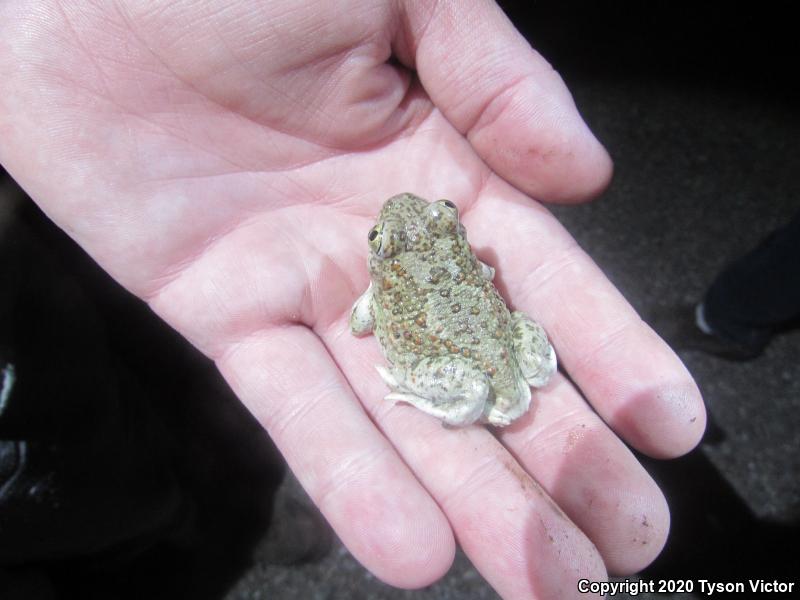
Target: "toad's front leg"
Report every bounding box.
[349,282,374,336]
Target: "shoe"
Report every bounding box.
[691,303,769,360]
[648,303,767,361]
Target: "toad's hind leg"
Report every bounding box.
[378,357,491,427]
[484,379,531,427]
[511,311,557,387]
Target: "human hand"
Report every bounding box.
[0,2,705,598]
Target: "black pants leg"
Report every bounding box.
[703,209,800,348]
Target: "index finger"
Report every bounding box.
[464,180,705,458]
[398,0,613,203]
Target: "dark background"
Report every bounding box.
[1,2,798,598]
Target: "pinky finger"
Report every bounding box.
[217,324,456,589]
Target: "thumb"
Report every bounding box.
[396,0,612,203]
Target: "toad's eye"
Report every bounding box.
[368,225,389,256]
[442,200,456,209]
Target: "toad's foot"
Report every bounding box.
[483,375,532,427]
[349,282,374,336]
[478,260,495,281]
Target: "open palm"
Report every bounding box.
[0,2,705,598]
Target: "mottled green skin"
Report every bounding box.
[350,193,555,426]
[370,197,517,388]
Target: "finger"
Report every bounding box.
[464,182,706,458]
[216,325,455,589]
[500,373,670,575]
[396,0,613,203]
[328,320,607,600]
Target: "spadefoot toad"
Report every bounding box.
[350,193,556,426]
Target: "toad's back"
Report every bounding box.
[370,231,521,397]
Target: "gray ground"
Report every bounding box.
[2,4,798,600]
